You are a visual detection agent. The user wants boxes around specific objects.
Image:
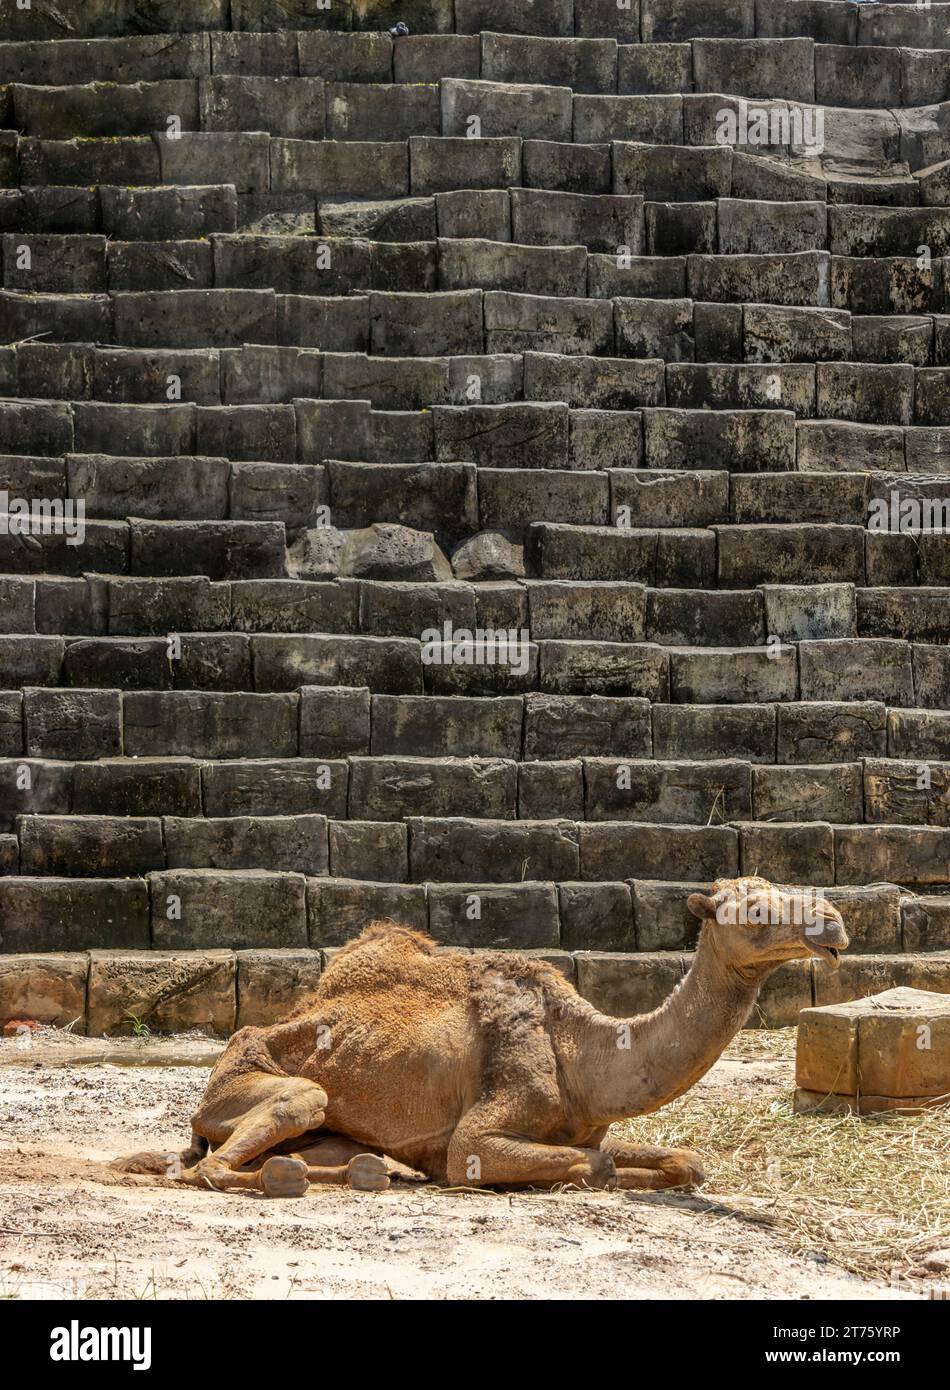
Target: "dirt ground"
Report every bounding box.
[0,1032,925,1301]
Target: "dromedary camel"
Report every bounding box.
[117,876,847,1197]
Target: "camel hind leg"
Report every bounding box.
[183,1071,329,1196]
[184,1073,390,1197]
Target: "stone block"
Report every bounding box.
[0,953,88,1031]
[409,817,580,883]
[307,878,428,946]
[0,878,149,953]
[579,822,738,882]
[150,869,308,949]
[427,882,560,949]
[87,950,235,1037]
[796,987,950,1113]
[574,950,686,1017]
[652,703,775,763]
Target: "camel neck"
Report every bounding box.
[575,929,767,1124]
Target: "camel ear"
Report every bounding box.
[687,893,718,920]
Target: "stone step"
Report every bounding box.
[1,255,944,352]
[0,184,238,239]
[1,828,949,953]
[1,631,947,705]
[2,464,950,576]
[3,302,950,370]
[4,40,947,124]
[3,753,950,876]
[1,0,948,49]
[5,403,950,489]
[3,227,950,308]
[0,131,934,208]
[4,564,950,645]
[2,702,948,808]
[5,933,950,1036]
[3,402,949,474]
[3,122,940,203]
[6,363,950,435]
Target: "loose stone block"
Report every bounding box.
[796,988,950,1113]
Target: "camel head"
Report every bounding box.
[686,876,848,975]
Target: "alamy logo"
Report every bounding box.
[0,492,86,545]
[868,489,950,532]
[50,1321,151,1370]
[421,622,531,677]
[717,889,829,932]
[715,100,825,153]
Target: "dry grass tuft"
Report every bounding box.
[616,1030,950,1286]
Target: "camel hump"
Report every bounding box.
[337,918,439,959]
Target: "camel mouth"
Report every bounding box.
[809,944,841,970]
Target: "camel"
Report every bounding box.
[117,876,847,1198]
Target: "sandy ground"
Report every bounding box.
[0,1034,918,1301]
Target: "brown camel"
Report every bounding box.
[117,876,847,1197]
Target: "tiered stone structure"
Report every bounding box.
[0,0,949,1035]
